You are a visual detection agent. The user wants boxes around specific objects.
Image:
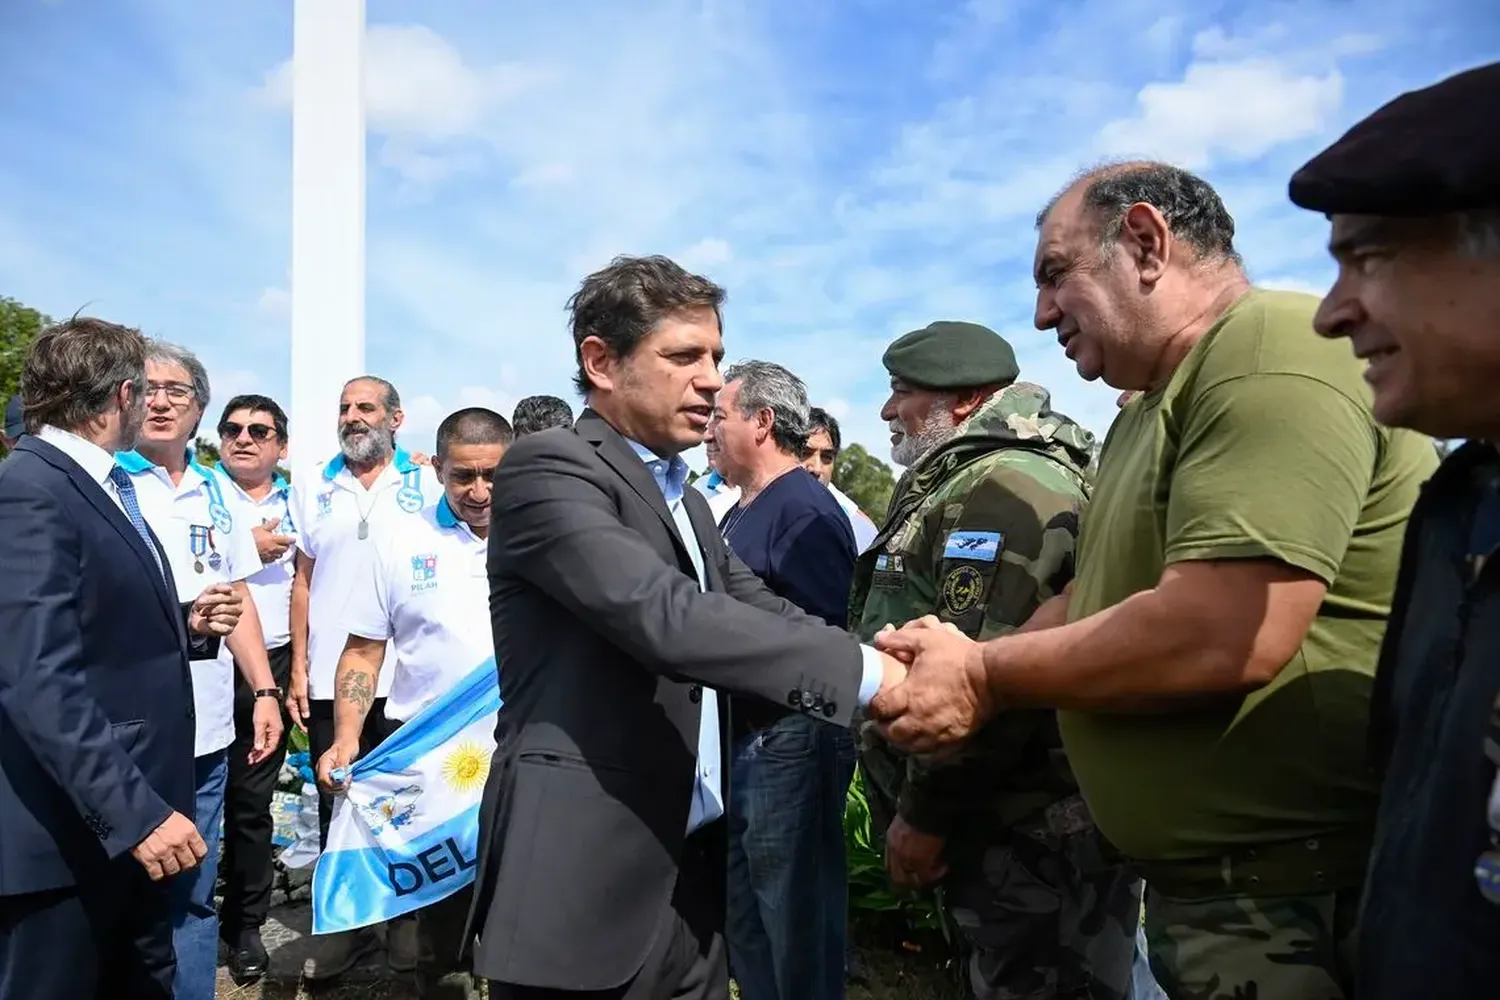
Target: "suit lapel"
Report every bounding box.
[576,410,694,565]
[20,437,181,627]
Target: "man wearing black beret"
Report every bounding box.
[1291,60,1500,1000]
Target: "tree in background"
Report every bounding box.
[1,296,51,404]
[834,443,897,522]
[193,437,221,466]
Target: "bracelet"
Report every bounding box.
[253,688,284,700]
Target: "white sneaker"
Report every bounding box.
[302,928,381,982]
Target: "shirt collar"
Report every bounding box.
[322,446,420,482]
[113,448,209,486]
[625,439,690,504]
[36,425,115,487]
[435,495,460,528]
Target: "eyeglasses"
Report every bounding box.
[219,421,277,443]
[145,381,196,405]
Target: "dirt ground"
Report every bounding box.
[213,944,961,1000]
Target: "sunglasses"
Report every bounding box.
[219,421,277,443]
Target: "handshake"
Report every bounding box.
[865,616,996,754]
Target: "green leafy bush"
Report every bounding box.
[845,766,956,957]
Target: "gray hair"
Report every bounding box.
[145,339,211,411]
[1457,208,1500,259]
[1038,161,1244,269]
[722,360,811,456]
[20,316,147,433]
[345,375,401,413]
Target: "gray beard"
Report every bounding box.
[340,424,395,466]
[891,408,957,467]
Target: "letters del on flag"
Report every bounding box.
[312,657,501,934]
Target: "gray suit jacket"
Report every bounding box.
[468,409,864,990]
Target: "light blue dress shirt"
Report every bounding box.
[625,442,884,836]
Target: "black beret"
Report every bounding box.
[882,321,1019,390]
[1289,61,1500,217]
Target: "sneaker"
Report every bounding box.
[302,928,381,982]
[386,917,420,974]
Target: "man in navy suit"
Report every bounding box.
[0,318,246,1000]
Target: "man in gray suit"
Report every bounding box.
[468,255,906,1000]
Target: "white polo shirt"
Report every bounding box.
[214,469,298,649]
[114,450,262,757]
[341,498,493,723]
[292,448,441,700]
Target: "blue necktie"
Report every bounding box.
[108,465,165,579]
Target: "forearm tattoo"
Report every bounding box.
[336,669,376,713]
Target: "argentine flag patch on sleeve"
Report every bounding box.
[942,530,1004,561]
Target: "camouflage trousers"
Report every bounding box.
[943,824,1142,1000]
[1143,886,1360,1000]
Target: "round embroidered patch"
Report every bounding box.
[941,565,984,617]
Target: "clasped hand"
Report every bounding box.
[868,615,995,754]
[187,583,243,637]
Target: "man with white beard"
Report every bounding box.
[848,322,1142,1000]
[288,376,440,982]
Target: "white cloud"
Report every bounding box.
[256,285,290,318]
[679,238,734,271]
[399,384,521,455]
[1099,57,1345,169]
[258,23,549,182]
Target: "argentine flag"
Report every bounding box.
[311,657,501,934]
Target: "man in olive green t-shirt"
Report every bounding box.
[871,161,1437,1000]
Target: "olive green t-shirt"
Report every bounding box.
[1059,288,1438,863]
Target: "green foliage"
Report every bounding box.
[0,296,52,404]
[193,437,221,466]
[845,767,956,955]
[834,444,897,522]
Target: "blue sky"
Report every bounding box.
[2,0,1496,469]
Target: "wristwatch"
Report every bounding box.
[253,688,284,700]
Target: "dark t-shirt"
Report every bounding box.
[718,467,856,629]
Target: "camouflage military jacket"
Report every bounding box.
[850,383,1096,840]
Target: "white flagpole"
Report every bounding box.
[289,0,366,468]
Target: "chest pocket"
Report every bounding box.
[935,528,1005,638]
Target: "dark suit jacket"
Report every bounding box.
[470,409,865,990]
[0,436,197,896]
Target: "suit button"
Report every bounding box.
[822,701,837,718]
[786,689,801,707]
[801,692,816,710]
[689,685,702,704]
[812,694,825,712]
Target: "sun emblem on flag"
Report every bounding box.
[358,784,421,834]
[441,741,490,794]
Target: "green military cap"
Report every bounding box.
[882,321,1019,390]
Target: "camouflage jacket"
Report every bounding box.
[851,383,1095,841]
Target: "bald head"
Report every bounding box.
[1032,161,1251,391]
[1037,161,1243,270]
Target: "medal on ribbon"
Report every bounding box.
[189,524,210,574]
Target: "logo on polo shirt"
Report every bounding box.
[411,553,439,592]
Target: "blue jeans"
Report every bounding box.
[170,751,228,1000]
[726,714,855,1000]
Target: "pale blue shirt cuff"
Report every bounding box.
[856,644,885,707]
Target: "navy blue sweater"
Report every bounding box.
[718,467,856,629]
